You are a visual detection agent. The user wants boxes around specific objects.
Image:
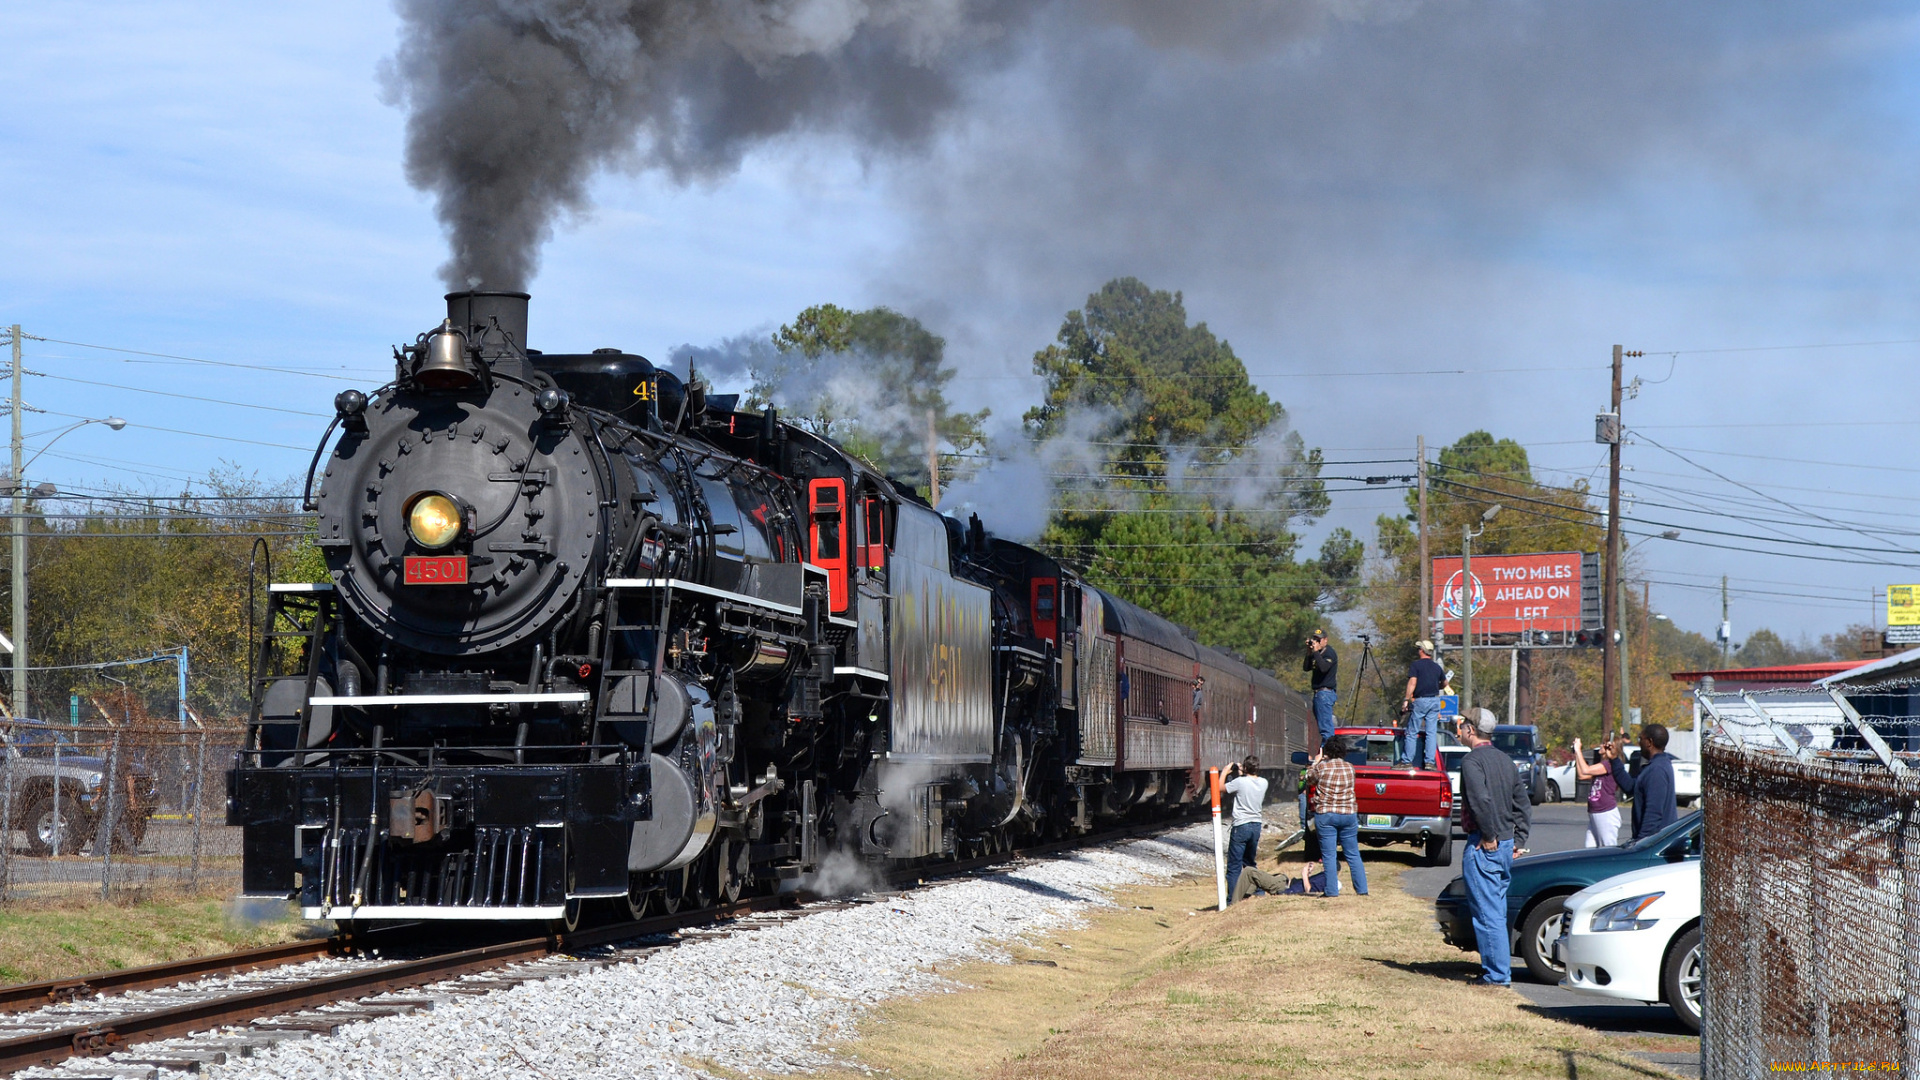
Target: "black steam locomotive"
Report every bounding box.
[229,292,1313,925]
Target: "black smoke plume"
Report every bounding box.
[382,0,1019,291]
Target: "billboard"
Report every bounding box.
[1889,584,1920,628]
[1431,551,1593,638]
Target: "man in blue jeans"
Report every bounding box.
[1400,640,1446,767]
[1303,630,1339,744]
[1456,708,1532,985]
[1304,735,1367,897]
[1220,757,1268,901]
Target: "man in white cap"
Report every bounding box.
[1400,640,1446,768]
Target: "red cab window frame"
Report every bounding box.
[808,478,850,613]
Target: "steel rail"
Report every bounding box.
[0,896,783,1076]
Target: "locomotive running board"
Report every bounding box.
[303,905,566,921]
[308,692,592,706]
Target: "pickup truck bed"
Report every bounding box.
[1298,727,1453,867]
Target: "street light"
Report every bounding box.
[9,416,126,720]
[1460,503,1502,722]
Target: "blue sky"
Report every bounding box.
[5,0,1919,647]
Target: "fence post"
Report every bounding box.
[99,730,120,901]
[51,739,61,859]
[1,747,12,901]
[1903,798,1920,1074]
[190,728,206,891]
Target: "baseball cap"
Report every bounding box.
[1310,629,1327,640]
[1415,639,1435,653]
[1472,707,1498,734]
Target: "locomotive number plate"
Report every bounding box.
[404,555,468,585]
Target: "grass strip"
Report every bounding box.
[0,893,312,985]
[818,839,1689,1080]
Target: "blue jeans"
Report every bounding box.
[1225,821,1261,902]
[1403,697,1443,768]
[1463,833,1515,984]
[1312,688,1338,744]
[1315,812,1367,897]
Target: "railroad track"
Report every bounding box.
[0,817,1197,1077]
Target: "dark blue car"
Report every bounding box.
[1435,810,1702,983]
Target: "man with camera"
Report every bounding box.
[1302,630,1338,745]
[1221,756,1268,902]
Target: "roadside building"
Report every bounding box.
[1815,646,1920,751]
[1667,661,1874,762]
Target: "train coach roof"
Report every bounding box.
[1093,587,1198,659]
[1196,644,1253,685]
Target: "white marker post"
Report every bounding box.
[1209,767,1227,911]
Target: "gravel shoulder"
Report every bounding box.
[28,826,1220,1080]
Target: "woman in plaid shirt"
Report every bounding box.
[1304,736,1369,897]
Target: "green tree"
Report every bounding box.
[1029,278,1351,676]
[763,304,987,492]
[11,469,319,721]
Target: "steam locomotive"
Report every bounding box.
[228,291,1312,925]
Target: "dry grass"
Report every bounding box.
[0,892,315,985]
[813,840,1688,1080]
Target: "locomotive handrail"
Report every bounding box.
[605,575,804,616]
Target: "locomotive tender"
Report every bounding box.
[228,292,1313,925]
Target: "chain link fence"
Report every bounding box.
[0,717,243,903]
[1698,687,1919,1077]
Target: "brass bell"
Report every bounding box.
[416,319,478,389]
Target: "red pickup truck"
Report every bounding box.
[1294,726,1453,866]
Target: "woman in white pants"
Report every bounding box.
[1570,738,1621,847]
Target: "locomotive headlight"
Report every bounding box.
[406,492,462,549]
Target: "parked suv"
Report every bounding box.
[2,721,156,855]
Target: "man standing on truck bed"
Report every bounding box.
[1303,630,1338,746]
[1400,640,1446,767]
[1458,708,1531,987]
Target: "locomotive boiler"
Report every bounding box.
[228,291,1313,926]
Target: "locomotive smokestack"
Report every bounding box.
[445,290,530,354]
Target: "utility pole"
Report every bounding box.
[1417,435,1429,644]
[8,326,23,722]
[1601,344,1622,738]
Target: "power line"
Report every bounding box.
[29,370,331,418]
[1630,428,1920,556]
[37,409,312,453]
[27,335,384,383]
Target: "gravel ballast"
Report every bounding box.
[138,825,1213,1080]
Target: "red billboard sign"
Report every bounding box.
[1431,551,1585,636]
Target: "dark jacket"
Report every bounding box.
[1611,751,1677,841]
[1303,646,1338,691]
[1460,742,1531,846]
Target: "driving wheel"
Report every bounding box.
[659,865,688,914]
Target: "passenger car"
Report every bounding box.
[1555,859,1702,1032]
[1435,810,1701,983]
[1294,727,1452,866]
